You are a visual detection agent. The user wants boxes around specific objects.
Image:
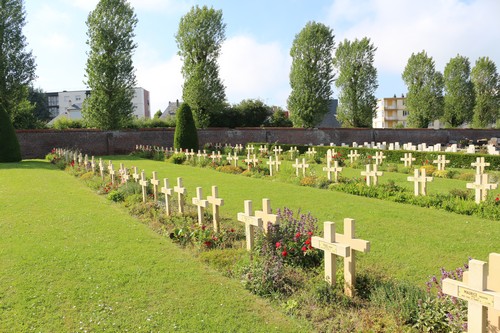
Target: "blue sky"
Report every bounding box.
[24,0,500,114]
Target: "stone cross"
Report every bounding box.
[407,168,433,196]
[274,155,281,171]
[197,150,204,160]
[443,254,500,333]
[215,143,222,150]
[335,218,370,297]
[237,200,263,251]
[288,146,298,160]
[472,157,490,175]
[84,154,89,171]
[373,151,386,166]
[305,147,317,158]
[207,186,224,232]
[311,221,350,287]
[150,171,160,201]
[132,166,140,182]
[192,187,209,225]
[347,150,360,163]
[246,145,255,154]
[234,144,243,153]
[91,156,96,174]
[78,153,83,165]
[139,170,148,203]
[216,151,223,163]
[272,146,283,156]
[266,155,277,176]
[433,154,450,171]
[467,174,498,204]
[226,152,234,165]
[361,164,383,186]
[160,178,173,216]
[174,177,187,214]
[255,198,279,233]
[258,145,268,155]
[186,149,195,160]
[99,158,105,180]
[292,158,309,177]
[244,154,259,169]
[121,168,130,183]
[400,153,416,167]
[209,151,217,163]
[119,163,125,176]
[108,161,116,185]
[323,159,342,182]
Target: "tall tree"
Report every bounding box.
[471,57,499,128]
[28,86,50,122]
[176,5,226,128]
[443,55,475,127]
[287,21,335,128]
[334,37,378,128]
[402,51,444,128]
[0,0,36,129]
[82,0,138,130]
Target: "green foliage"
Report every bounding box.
[128,117,175,128]
[232,99,270,127]
[82,0,138,130]
[0,0,37,130]
[471,56,499,128]
[176,5,226,128]
[51,118,84,129]
[28,86,51,122]
[174,103,198,150]
[334,37,378,128]
[168,153,187,164]
[443,54,475,127]
[288,21,335,128]
[402,51,444,128]
[0,106,22,162]
[264,107,293,127]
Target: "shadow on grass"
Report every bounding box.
[0,159,57,171]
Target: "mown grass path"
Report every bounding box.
[0,160,310,332]
[106,156,500,285]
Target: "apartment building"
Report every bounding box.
[46,87,150,122]
[372,95,408,128]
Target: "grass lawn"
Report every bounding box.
[103,155,500,286]
[0,160,311,332]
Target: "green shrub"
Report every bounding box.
[457,172,475,181]
[107,190,125,202]
[174,103,198,150]
[168,153,186,164]
[51,118,84,129]
[216,165,243,174]
[0,106,22,162]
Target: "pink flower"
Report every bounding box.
[301,246,307,252]
[275,242,281,248]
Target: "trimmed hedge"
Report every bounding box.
[0,106,22,162]
[174,103,198,150]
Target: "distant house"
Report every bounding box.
[160,100,181,119]
[46,87,150,124]
[317,99,340,128]
[372,95,408,128]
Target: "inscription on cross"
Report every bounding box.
[174,177,187,214]
[237,200,263,251]
[361,164,383,186]
[407,168,433,196]
[192,187,209,225]
[207,186,224,232]
[311,221,350,287]
[160,178,173,216]
[255,198,279,233]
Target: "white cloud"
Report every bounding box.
[219,35,291,107]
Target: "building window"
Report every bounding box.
[403,110,409,117]
[48,96,58,106]
[75,96,81,101]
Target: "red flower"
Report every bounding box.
[276,242,281,248]
[307,231,313,236]
[305,238,311,245]
[201,225,207,230]
[295,232,301,239]
[496,197,499,202]
[367,155,372,159]
[281,250,287,257]
[204,241,212,248]
[301,246,307,252]
[230,228,235,233]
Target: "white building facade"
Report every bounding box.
[47,87,150,123]
[372,95,408,128]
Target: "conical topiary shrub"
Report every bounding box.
[174,102,198,150]
[0,106,22,162]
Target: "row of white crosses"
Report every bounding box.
[443,253,500,333]
[323,149,343,182]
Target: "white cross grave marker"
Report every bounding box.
[150,171,160,201]
[433,155,450,171]
[288,146,298,160]
[108,161,116,185]
[273,146,283,156]
[91,156,96,174]
[267,156,276,176]
[400,153,416,167]
[323,159,343,182]
[255,198,279,233]
[174,177,187,214]
[160,178,173,216]
[311,221,350,287]
[361,164,383,186]
[347,150,360,163]
[237,200,263,251]
[305,147,317,158]
[472,157,490,175]
[335,218,370,297]
[259,145,268,155]
[121,168,130,183]
[246,145,255,154]
[407,168,433,196]
[192,187,209,225]
[292,158,309,177]
[467,174,498,203]
[99,158,105,180]
[207,186,224,232]
[373,151,386,166]
[132,166,140,182]
[139,170,148,203]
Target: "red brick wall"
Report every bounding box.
[16,127,500,159]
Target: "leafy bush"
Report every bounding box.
[51,118,84,129]
[168,153,186,164]
[174,103,198,150]
[457,172,475,181]
[0,106,22,162]
[107,190,125,202]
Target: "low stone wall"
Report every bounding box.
[16,127,500,159]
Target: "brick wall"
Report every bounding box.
[16,127,500,159]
